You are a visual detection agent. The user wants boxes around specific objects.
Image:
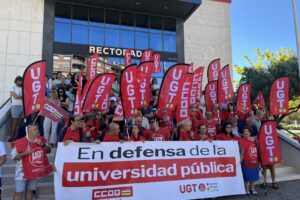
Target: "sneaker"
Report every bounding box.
[250,190,258,195]
[272,183,279,189]
[260,182,267,189]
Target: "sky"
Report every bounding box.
[231,0,300,80]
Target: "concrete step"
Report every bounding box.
[2,194,54,200]
[2,182,54,198]
[1,174,53,185]
[258,165,300,183]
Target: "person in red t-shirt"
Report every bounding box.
[221,102,237,122]
[216,122,239,141]
[63,116,82,145]
[190,105,203,133]
[101,123,122,142]
[201,111,219,140]
[193,124,214,141]
[129,125,145,142]
[146,119,171,141]
[178,119,192,141]
[239,126,259,195]
[211,103,221,124]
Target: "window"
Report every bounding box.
[53,55,59,60]
[54,22,71,42]
[54,64,60,69]
[163,35,176,52]
[120,30,134,48]
[72,25,88,44]
[164,17,176,35]
[63,64,70,69]
[89,27,104,45]
[63,56,71,60]
[105,28,119,47]
[106,10,120,28]
[135,14,148,32]
[72,5,88,25]
[135,32,148,50]
[89,8,104,26]
[150,33,162,51]
[150,16,162,33]
[55,3,71,22]
[121,12,134,30]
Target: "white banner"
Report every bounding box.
[54,141,245,200]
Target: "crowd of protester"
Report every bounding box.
[7,72,281,199]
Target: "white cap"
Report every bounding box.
[109,96,117,102]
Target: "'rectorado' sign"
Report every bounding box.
[89,46,143,58]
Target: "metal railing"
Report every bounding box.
[278,125,300,143]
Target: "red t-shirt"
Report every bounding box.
[239,138,259,168]
[194,134,215,141]
[150,128,171,141]
[63,127,80,142]
[102,133,120,142]
[179,130,192,141]
[216,132,239,141]
[201,119,218,139]
[129,135,145,142]
[212,111,221,124]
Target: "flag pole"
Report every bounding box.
[292,0,300,78]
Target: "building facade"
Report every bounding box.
[0,0,232,104]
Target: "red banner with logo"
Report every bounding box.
[137,62,152,108]
[113,100,124,121]
[236,84,252,119]
[205,81,218,111]
[218,65,234,103]
[207,58,221,82]
[141,49,153,63]
[153,54,161,73]
[176,74,193,124]
[158,64,189,113]
[259,121,282,166]
[190,66,204,105]
[120,64,141,118]
[74,70,83,115]
[269,77,289,116]
[124,49,132,67]
[87,54,99,81]
[12,136,52,180]
[82,73,116,111]
[39,100,69,122]
[22,61,46,117]
[188,63,194,74]
[254,91,265,109]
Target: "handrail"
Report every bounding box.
[0,98,10,109]
[277,125,300,143]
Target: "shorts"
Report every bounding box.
[15,179,38,193]
[11,105,24,118]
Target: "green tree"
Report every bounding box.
[234,48,300,123]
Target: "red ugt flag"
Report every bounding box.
[23,61,46,117]
[259,121,282,166]
[217,65,234,103]
[190,66,204,105]
[254,91,265,109]
[236,84,251,119]
[158,64,189,112]
[205,81,218,111]
[269,77,289,116]
[87,54,99,81]
[120,64,141,118]
[113,100,124,121]
[141,49,153,62]
[207,58,221,82]
[39,100,69,122]
[124,49,132,66]
[83,73,116,111]
[74,70,83,115]
[153,54,161,73]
